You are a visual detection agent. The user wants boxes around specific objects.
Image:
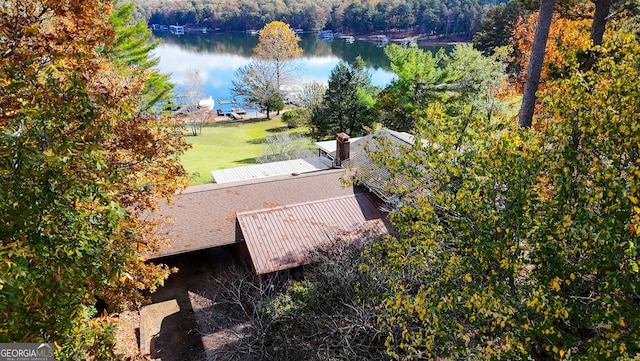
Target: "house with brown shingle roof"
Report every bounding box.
[318,129,425,206]
[151,128,429,274]
[151,133,395,274]
[153,169,358,258]
[237,193,390,274]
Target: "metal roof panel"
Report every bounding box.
[237,194,391,274]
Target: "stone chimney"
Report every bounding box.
[334,132,350,167]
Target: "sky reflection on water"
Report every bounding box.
[151,33,398,107]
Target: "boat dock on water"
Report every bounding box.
[169,25,185,35]
[216,98,246,119]
[318,30,334,41]
[370,34,390,46]
[339,35,355,43]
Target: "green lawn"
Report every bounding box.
[181,117,305,185]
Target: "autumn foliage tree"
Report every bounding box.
[512,11,592,94]
[219,16,640,360]
[254,21,303,93]
[253,21,302,91]
[0,1,188,358]
[514,0,629,127]
[355,17,640,360]
[232,21,301,118]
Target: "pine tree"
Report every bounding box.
[311,61,375,139]
[108,3,174,112]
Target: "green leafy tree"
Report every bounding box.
[265,91,286,116]
[281,108,307,128]
[0,1,188,358]
[442,43,508,137]
[355,18,640,360]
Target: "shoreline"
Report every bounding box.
[154,26,471,46]
[352,30,470,46]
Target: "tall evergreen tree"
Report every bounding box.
[472,1,523,56]
[376,45,450,132]
[108,3,174,112]
[311,61,375,139]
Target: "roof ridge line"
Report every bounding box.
[236,193,368,216]
[180,168,346,195]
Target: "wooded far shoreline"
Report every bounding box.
[131,0,497,40]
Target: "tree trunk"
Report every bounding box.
[518,0,556,128]
[591,0,613,46]
[581,0,614,71]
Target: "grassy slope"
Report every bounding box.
[181,116,299,185]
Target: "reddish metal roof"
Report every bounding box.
[237,193,391,274]
[151,169,361,259]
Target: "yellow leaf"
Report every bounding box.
[629,195,639,204]
[464,274,472,283]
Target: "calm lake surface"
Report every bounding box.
[152,32,448,108]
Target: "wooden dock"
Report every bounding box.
[216,109,244,119]
[216,98,246,119]
[217,98,236,105]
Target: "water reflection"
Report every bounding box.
[151,32,446,106]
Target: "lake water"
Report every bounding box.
[151,32,447,109]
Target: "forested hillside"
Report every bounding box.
[128,0,504,38]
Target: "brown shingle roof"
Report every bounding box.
[151,169,361,259]
[237,193,391,274]
[345,129,417,203]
